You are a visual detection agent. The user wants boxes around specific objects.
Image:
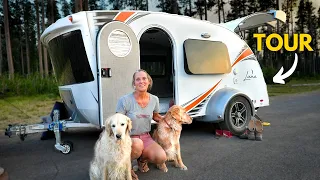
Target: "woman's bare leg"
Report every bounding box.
[131,138,143,179]
[131,138,143,160]
[141,142,167,164]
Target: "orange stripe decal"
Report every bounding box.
[232,48,253,67]
[185,80,222,112]
[115,12,135,22]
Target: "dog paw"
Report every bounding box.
[157,164,168,172]
[162,167,168,172]
[175,164,188,170]
[180,165,188,170]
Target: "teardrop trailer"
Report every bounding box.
[5,10,286,154]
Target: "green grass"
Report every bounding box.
[267,79,320,96]
[0,94,60,131]
[1,78,320,131]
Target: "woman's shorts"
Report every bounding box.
[131,132,155,149]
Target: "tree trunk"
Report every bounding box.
[171,0,178,14]
[290,1,294,36]
[189,0,192,16]
[286,0,290,34]
[35,0,43,77]
[204,0,207,20]
[146,0,149,11]
[51,0,54,24]
[221,0,225,23]
[21,45,24,75]
[25,32,31,75]
[75,0,83,12]
[199,3,203,20]
[0,25,3,76]
[217,0,221,23]
[3,0,14,79]
[42,0,49,76]
[83,0,88,11]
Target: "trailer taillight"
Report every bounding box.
[68,16,73,22]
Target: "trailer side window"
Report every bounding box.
[183,39,231,75]
[47,30,94,86]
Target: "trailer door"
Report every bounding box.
[221,10,286,33]
[97,21,139,126]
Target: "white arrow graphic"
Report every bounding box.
[273,53,298,84]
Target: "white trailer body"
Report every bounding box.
[39,10,286,136]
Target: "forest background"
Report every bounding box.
[0,0,319,97]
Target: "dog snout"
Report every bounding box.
[116,134,122,139]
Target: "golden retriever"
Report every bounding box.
[89,113,132,180]
[152,105,192,172]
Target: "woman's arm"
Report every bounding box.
[153,112,164,122]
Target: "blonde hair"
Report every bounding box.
[132,69,153,91]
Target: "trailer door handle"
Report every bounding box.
[101,68,112,78]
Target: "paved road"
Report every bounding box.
[1,91,320,180]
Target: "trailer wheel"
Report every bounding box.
[222,96,251,136]
[60,141,73,154]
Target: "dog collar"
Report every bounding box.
[163,118,173,130]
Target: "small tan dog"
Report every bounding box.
[153,105,193,172]
[89,113,132,180]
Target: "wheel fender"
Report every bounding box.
[203,88,255,122]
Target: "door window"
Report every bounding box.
[47,30,94,86]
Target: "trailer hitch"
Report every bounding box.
[5,124,29,141]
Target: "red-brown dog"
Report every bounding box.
[153,105,192,172]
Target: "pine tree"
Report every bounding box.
[295,0,306,33]
[0,1,3,76]
[257,0,276,11]
[246,0,259,54]
[3,0,14,79]
[295,0,306,75]
[157,0,182,14]
[247,0,258,14]
[23,1,36,74]
[227,0,247,21]
[35,0,44,77]
[281,0,298,35]
[216,0,227,23]
[47,0,61,25]
[98,0,107,10]
[61,0,71,17]
[108,0,131,10]
[88,0,99,10]
[42,0,49,76]
[318,7,320,29]
[128,0,148,10]
[194,0,204,19]
[317,7,320,73]
[304,0,317,75]
[180,0,197,17]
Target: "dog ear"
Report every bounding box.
[170,106,182,121]
[126,118,132,134]
[105,117,114,137]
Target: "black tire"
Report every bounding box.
[222,96,252,136]
[60,140,73,154]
